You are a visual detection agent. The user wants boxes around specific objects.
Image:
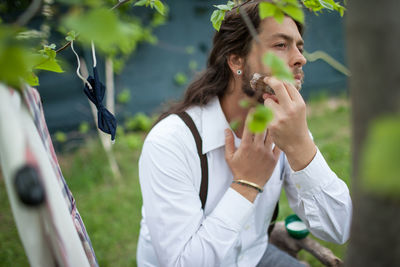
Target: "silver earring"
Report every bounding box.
[237,69,242,75]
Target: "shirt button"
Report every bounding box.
[296,184,301,189]
[244,225,250,230]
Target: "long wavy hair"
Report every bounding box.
[156,0,303,123]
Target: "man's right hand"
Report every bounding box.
[224,113,281,202]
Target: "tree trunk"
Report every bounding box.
[345,0,400,266]
[105,57,115,114]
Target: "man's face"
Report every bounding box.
[242,16,306,97]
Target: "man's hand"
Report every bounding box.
[225,113,281,202]
[263,77,317,171]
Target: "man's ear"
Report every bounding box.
[227,54,244,74]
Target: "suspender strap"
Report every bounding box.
[176,112,209,210]
[268,203,279,235]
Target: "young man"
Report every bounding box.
[137,2,352,266]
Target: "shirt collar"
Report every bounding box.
[201,97,232,154]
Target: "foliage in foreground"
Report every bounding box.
[0,95,350,266]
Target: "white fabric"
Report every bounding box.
[137,97,352,267]
[0,84,90,267]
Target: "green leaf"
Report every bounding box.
[239,99,250,108]
[263,52,294,82]
[154,0,165,15]
[34,58,64,73]
[185,46,195,54]
[210,1,234,31]
[259,2,277,19]
[62,8,141,54]
[125,113,153,132]
[227,1,235,10]
[24,72,39,86]
[55,131,67,143]
[361,115,400,198]
[125,133,143,149]
[302,0,345,16]
[281,4,304,24]
[303,0,324,11]
[284,0,301,5]
[134,0,148,6]
[230,120,240,131]
[151,8,168,27]
[210,9,226,31]
[34,46,64,73]
[0,26,36,89]
[318,0,334,10]
[248,105,274,133]
[339,7,344,16]
[213,1,234,11]
[117,89,131,104]
[189,60,198,71]
[273,9,285,23]
[174,72,188,86]
[47,43,56,50]
[65,30,77,41]
[79,122,90,134]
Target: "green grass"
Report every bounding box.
[60,134,145,267]
[0,96,351,267]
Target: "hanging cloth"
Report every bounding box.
[71,40,117,142]
[83,66,117,142]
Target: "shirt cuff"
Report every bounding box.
[289,148,335,195]
[209,187,254,231]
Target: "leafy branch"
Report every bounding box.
[56,0,166,54]
[303,0,345,16]
[210,0,345,32]
[0,0,166,89]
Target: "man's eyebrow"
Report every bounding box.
[269,33,304,46]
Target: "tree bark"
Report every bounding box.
[345,0,400,266]
[105,57,115,114]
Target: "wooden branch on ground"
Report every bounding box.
[269,222,344,267]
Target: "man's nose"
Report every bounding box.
[290,47,307,68]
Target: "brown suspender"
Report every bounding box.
[176,112,209,210]
[176,111,278,234]
[268,202,279,235]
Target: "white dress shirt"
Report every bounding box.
[137,97,352,267]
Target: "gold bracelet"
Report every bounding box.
[232,179,264,193]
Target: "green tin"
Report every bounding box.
[285,214,310,239]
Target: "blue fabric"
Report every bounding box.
[83,67,117,141]
[257,244,306,267]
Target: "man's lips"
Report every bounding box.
[294,74,303,80]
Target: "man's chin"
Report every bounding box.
[294,80,303,91]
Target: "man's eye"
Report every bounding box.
[275,43,286,48]
[298,47,304,53]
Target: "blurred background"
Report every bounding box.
[0,1,351,266]
[34,0,349,134]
